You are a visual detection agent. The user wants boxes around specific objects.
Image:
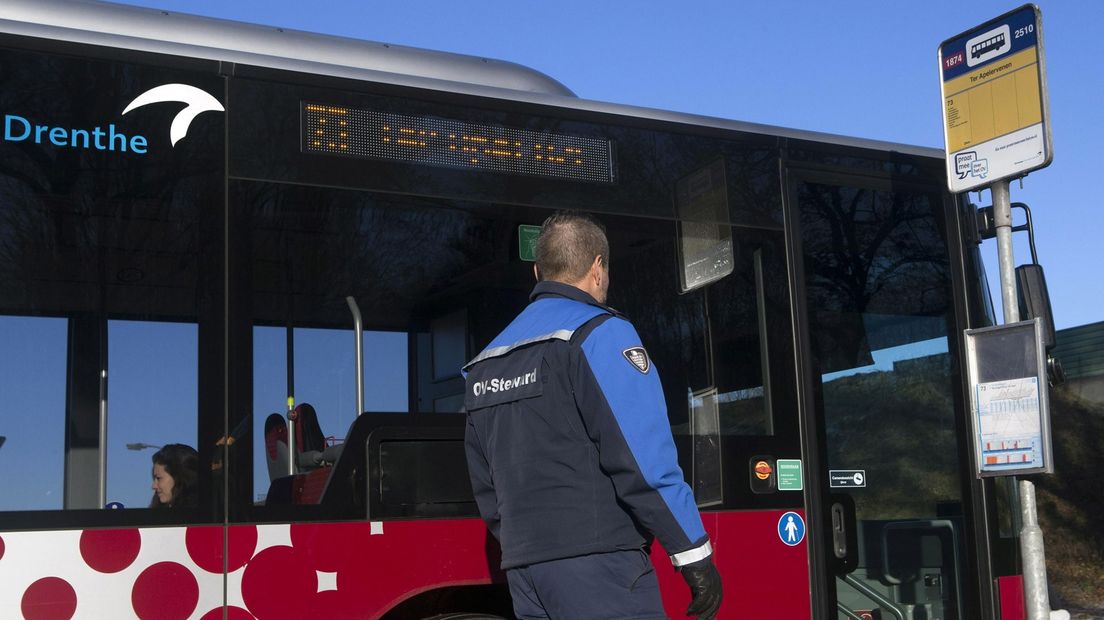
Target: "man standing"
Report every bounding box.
[463,211,723,619]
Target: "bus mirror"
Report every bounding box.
[1015,264,1065,386]
[1015,264,1056,350]
[974,205,996,241]
[1047,354,1066,387]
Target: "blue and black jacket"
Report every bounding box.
[463,281,712,570]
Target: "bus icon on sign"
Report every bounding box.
[971,32,1005,59]
[966,24,1011,67]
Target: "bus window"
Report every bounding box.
[0,316,67,511]
[295,327,388,432]
[251,325,408,504]
[0,41,224,526]
[621,222,796,508]
[233,181,535,520]
[417,309,468,413]
[106,320,198,510]
[252,325,288,504]
[226,72,791,523]
[623,227,794,439]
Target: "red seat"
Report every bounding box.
[265,404,341,506]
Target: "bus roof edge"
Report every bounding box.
[0,0,578,97]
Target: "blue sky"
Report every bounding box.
[117,0,1104,330]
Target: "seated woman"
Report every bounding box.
[149,443,198,509]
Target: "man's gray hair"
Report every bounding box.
[535,211,609,283]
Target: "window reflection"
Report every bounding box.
[0,316,67,511]
[799,180,966,618]
[622,227,793,438]
[821,335,956,519]
[106,320,198,510]
[0,44,222,523]
[251,325,408,504]
[800,180,961,518]
[232,152,794,518]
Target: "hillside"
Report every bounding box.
[1034,385,1104,615]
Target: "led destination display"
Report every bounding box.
[303,103,614,183]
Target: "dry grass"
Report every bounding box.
[1034,386,1104,615]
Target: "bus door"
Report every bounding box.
[786,168,976,620]
[625,155,810,618]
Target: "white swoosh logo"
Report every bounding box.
[122,84,224,147]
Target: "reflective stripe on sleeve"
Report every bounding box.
[670,540,713,567]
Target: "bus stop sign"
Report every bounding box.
[939,4,1051,193]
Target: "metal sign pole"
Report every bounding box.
[1020,479,1052,620]
[992,180,1018,325]
[993,178,1054,620]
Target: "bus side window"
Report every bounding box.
[106,320,199,511]
[251,326,409,507]
[0,317,202,514]
[0,316,67,511]
[417,309,468,413]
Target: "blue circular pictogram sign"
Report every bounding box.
[777,511,805,546]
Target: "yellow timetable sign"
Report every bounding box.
[939,5,1051,193]
[944,47,1042,150]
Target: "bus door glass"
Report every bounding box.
[792,171,969,620]
[610,153,805,618]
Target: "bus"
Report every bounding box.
[0,1,1022,618]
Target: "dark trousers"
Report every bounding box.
[506,549,666,619]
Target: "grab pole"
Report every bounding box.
[346,296,364,417]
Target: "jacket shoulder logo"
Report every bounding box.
[622,347,650,374]
[122,84,224,147]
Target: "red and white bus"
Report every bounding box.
[0,1,1026,618]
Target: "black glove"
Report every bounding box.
[681,555,722,619]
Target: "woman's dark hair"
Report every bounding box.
[149,443,199,509]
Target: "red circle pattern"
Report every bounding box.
[80,529,142,573]
[241,546,317,620]
[131,561,199,620]
[0,534,5,561]
[226,526,259,572]
[186,525,257,574]
[290,522,369,573]
[200,605,255,620]
[21,577,77,620]
[12,520,495,618]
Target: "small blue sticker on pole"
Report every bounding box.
[778,511,805,546]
